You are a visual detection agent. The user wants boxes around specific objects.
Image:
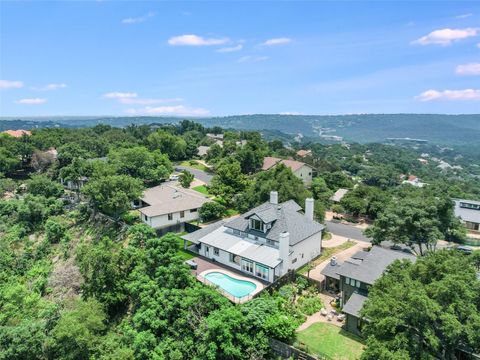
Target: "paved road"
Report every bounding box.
[175,166,213,185]
[325,220,371,242]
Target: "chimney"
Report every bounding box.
[270,191,278,205]
[279,232,290,275]
[330,256,337,266]
[305,197,314,221]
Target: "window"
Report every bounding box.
[241,259,254,273]
[180,211,185,218]
[345,277,350,285]
[214,248,219,256]
[233,229,241,236]
[466,221,479,231]
[255,263,269,280]
[190,208,197,213]
[292,258,297,264]
[143,214,148,221]
[250,218,263,231]
[168,213,173,221]
[356,280,361,288]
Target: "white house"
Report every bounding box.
[182,191,324,283]
[262,157,314,185]
[453,199,480,233]
[138,184,212,231]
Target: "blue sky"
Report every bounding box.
[0,1,479,116]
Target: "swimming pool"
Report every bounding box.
[204,272,257,298]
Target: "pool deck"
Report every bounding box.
[191,256,266,303]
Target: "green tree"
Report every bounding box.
[209,160,248,206]
[26,174,63,198]
[179,170,194,188]
[146,131,187,161]
[44,217,69,243]
[199,201,226,222]
[361,251,480,359]
[81,175,143,220]
[311,177,333,203]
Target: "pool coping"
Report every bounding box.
[198,268,264,303]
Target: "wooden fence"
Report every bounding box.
[269,338,329,360]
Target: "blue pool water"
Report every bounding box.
[204,272,257,298]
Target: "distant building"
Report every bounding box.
[206,133,224,141]
[453,199,480,233]
[402,175,426,188]
[197,145,211,157]
[138,184,212,232]
[2,129,31,137]
[262,156,313,185]
[322,246,416,335]
[330,188,349,202]
[296,149,312,158]
[418,158,428,165]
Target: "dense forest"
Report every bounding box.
[1,120,479,359]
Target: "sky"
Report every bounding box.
[0,1,479,117]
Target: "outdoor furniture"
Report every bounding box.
[337,314,346,321]
[185,259,197,270]
[320,308,328,316]
[330,309,338,316]
[327,314,333,321]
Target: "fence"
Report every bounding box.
[269,338,329,360]
[197,274,253,304]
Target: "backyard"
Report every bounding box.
[297,240,356,275]
[295,323,365,360]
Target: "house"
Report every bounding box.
[206,133,224,142]
[453,199,480,234]
[321,246,415,335]
[262,157,314,185]
[60,176,88,191]
[2,129,32,137]
[330,188,349,203]
[296,149,312,158]
[138,184,212,232]
[182,191,324,283]
[402,175,426,188]
[197,145,211,157]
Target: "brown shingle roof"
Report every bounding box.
[262,156,311,172]
[3,129,31,138]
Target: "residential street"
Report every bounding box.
[325,220,371,242]
[174,166,213,185]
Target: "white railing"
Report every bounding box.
[197,274,253,304]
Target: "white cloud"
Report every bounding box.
[168,34,228,46]
[455,63,480,75]
[279,112,303,115]
[237,55,269,63]
[103,91,138,99]
[32,83,67,91]
[15,98,47,105]
[122,11,155,24]
[455,13,473,19]
[119,97,183,105]
[216,44,243,53]
[411,28,479,45]
[125,105,210,116]
[415,89,480,101]
[0,80,23,89]
[262,37,292,46]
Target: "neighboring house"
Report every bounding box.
[262,156,314,185]
[453,199,480,233]
[402,175,426,188]
[197,145,211,157]
[330,188,349,203]
[138,184,211,231]
[296,149,312,158]
[60,176,88,190]
[322,246,415,336]
[182,191,323,283]
[2,129,32,137]
[206,133,224,142]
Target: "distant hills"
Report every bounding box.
[1,114,479,146]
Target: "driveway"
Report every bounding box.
[325,221,371,242]
[175,166,213,185]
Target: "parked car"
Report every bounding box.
[169,174,180,181]
[456,245,473,254]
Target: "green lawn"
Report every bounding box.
[192,185,210,196]
[172,233,196,261]
[295,323,364,360]
[297,241,356,275]
[178,160,211,172]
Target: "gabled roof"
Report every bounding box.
[342,293,368,317]
[139,184,211,217]
[262,156,312,172]
[335,246,415,285]
[225,199,324,245]
[453,199,480,224]
[3,129,31,138]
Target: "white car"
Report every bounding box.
[169,174,180,181]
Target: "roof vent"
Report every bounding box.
[330,256,337,266]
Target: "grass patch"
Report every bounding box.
[172,233,196,261]
[297,240,356,275]
[295,323,364,360]
[225,208,239,217]
[192,185,210,196]
[179,160,211,172]
[323,231,332,241]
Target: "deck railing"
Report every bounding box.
[197,274,253,304]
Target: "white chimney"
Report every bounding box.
[305,197,314,221]
[279,232,290,275]
[270,191,278,205]
[330,256,337,266]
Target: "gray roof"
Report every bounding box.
[224,200,324,245]
[453,199,480,224]
[321,262,342,280]
[336,246,416,285]
[342,293,368,317]
[139,184,211,217]
[182,220,226,243]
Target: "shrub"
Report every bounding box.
[297,295,323,316]
[199,202,226,222]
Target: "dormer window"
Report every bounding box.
[250,218,263,231]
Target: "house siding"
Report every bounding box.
[289,232,322,271]
[141,209,200,229]
[293,165,313,185]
